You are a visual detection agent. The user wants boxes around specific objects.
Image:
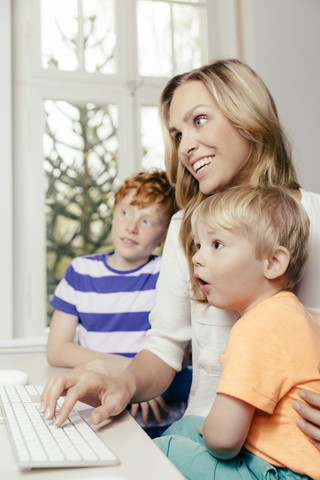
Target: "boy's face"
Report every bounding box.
[192,219,269,316]
[111,190,167,270]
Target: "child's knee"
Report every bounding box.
[154,434,216,480]
[154,434,197,461]
[153,435,172,456]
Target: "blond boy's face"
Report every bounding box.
[192,218,269,316]
[110,190,167,270]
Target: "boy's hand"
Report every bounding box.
[130,396,169,425]
[40,364,132,427]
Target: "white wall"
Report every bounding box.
[240,0,320,193]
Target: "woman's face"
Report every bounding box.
[168,81,251,195]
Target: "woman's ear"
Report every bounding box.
[264,246,291,280]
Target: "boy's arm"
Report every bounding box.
[46,310,132,374]
[201,393,255,460]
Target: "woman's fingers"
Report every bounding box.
[298,388,320,409]
[293,389,320,426]
[293,388,320,449]
[40,374,70,419]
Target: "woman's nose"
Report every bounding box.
[179,131,197,158]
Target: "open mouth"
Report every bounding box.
[122,237,138,246]
[193,156,214,174]
[195,275,208,288]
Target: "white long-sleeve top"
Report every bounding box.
[145,189,320,417]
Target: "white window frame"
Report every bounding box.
[2,0,240,340]
[1,0,13,338]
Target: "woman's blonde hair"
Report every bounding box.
[159,58,300,276]
[191,185,309,298]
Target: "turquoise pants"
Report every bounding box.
[154,415,312,480]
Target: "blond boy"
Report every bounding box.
[155,185,319,480]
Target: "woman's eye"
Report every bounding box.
[194,242,201,251]
[195,115,207,127]
[214,241,223,250]
[175,132,182,143]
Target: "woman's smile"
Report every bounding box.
[169,81,251,195]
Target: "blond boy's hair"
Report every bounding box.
[191,185,310,295]
[114,169,177,231]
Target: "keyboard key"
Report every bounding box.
[0,385,119,470]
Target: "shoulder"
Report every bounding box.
[168,209,184,231]
[301,189,320,214]
[140,255,162,273]
[238,292,313,337]
[164,209,184,247]
[69,253,109,275]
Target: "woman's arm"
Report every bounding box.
[201,393,254,460]
[41,349,176,427]
[144,213,192,371]
[47,311,171,423]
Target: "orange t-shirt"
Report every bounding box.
[217,291,320,479]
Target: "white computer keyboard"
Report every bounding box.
[0,384,119,470]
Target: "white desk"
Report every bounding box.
[0,355,185,480]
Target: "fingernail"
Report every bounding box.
[296,418,306,430]
[39,403,45,413]
[45,408,51,419]
[298,390,306,399]
[93,413,101,425]
[292,401,301,411]
[54,414,62,426]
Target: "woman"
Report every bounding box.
[41,59,320,447]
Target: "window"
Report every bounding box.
[3,0,240,339]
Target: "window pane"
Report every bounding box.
[137,1,172,77]
[83,0,116,74]
[43,100,119,322]
[173,3,204,72]
[41,0,78,70]
[137,0,206,77]
[141,106,165,171]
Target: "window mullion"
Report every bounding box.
[0,0,13,339]
[116,0,140,179]
[78,0,85,72]
[170,2,175,74]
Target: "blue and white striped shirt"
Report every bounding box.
[50,253,161,357]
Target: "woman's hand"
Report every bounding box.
[130,396,169,425]
[40,361,132,427]
[293,365,320,449]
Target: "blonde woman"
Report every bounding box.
[41,59,320,450]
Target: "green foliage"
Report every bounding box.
[44,101,119,324]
